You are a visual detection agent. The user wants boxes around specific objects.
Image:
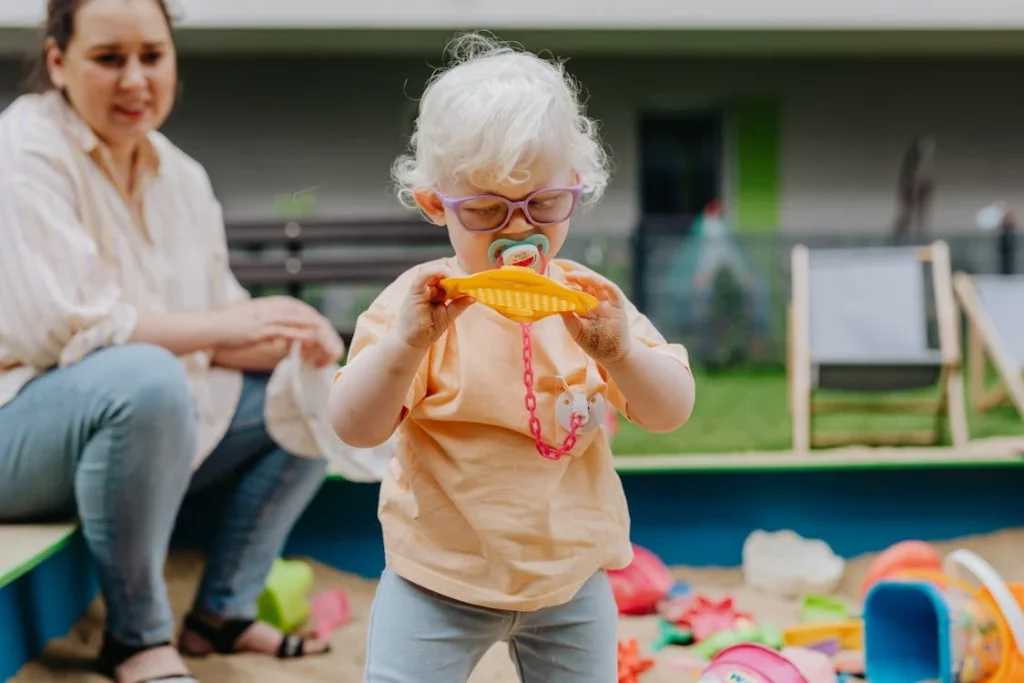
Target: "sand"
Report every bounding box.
[12,527,1024,683]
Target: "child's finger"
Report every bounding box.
[564,273,602,296]
[566,272,619,302]
[446,296,476,319]
[411,264,454,293]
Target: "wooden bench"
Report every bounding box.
[226,218,453,343]
[0,522,79,589]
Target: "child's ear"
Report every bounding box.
[414,191,447,226]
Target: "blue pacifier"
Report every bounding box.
[487,234,551,273]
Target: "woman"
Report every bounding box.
[0,0,340,681]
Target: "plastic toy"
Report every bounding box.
[256,558,314,634]
[742,529,845,597]
[862,548,1024,682]
[696,642,811,683]
[676,594,756,642]
[309,588,351,640]
[617,638,655,683]
[860,539,942,598]
[440,264,598,324]
[800,595,851,623]
[439,239,601,461]
[832,650,865,676]
[783,620,863,653]
[658,594,697,624]
[781,647,840,683]
[656,580,695,622]
[650,618,694,651]
[667,580,694,598]
[692,623,785,660]
[607,544,674,615]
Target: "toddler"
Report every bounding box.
[328,32,695,683]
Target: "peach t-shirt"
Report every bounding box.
[341,257,690,611]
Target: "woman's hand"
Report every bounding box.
[393,265,475,350]
[560,271,634,365]
[211,297,344,369]
[213,296,324,348]
[299,313,345,368]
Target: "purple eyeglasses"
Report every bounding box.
[435,184,584,233]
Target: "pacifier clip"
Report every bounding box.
[488,236,586,460]
[520,322,585,460]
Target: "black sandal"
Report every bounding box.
[180,612,329,659]
[98,637,199,683]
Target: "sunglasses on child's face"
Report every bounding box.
[435,184,584,233]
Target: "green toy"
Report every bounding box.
[692,623,785,660]
[257,558,314,634]
[651,619,694,651]
[800,594,851,623]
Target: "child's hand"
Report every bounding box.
[393,265,475,349]
[561,271,634,365]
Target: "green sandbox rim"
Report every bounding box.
[0,524,79,590]
[325,448,1024,480]
[5,450,1019,589]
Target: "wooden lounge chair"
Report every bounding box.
[789,241,968,451]
[952,273,1024,420]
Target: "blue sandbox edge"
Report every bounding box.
[0,532,98,682]
[174,465,1024,579]
[5,465,1024,679]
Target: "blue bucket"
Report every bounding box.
[863,561,1008,683]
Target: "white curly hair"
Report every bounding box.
[391,32,610,209]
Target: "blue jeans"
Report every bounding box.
[0,343,327,647]
[365,570,618,683]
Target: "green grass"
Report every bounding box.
[611,369,1023,455]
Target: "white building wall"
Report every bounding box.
[2,56,1023,236]
[6,0,1024,29]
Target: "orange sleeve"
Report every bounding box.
[334,277,430,420]
[603,295,691,421]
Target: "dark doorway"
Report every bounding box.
[632,111,723,311]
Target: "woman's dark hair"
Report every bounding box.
[26,0,176,93]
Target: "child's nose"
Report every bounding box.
[502,210,533,234]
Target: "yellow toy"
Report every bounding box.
[783,620,863,651]
[440,265,599,324]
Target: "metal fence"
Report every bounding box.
[253,230,1017,370]
[633,231,1018,369]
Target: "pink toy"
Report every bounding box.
[607,545,674,615]
[309,589,351,640]
[698,643,809,683]
[779,648,837,683]
[677,595,756,642]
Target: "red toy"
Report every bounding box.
[676,595,756,642]
[607,544,674,615]
[860,539,942,598]
[618,638,655,683]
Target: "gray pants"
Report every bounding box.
[364,569,618,682]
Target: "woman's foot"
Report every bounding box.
[178,612,331,659]
[99,639,197,683]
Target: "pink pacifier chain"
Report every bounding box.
[491,235,582,460]
[520,322,584,460]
